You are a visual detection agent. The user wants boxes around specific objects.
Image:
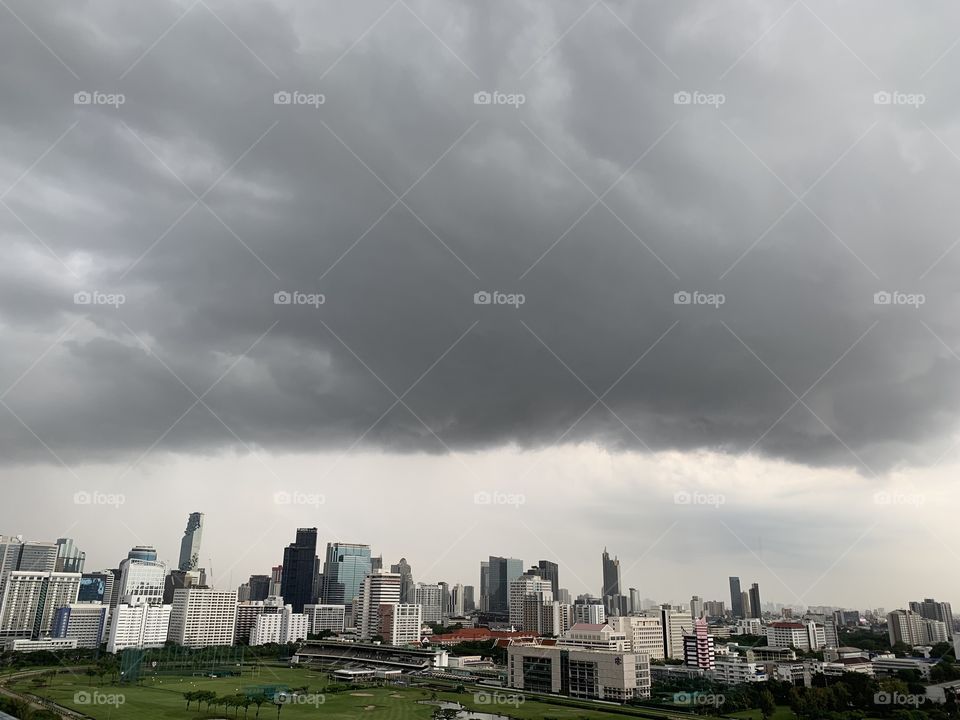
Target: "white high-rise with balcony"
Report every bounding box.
[357,570,401,640]
[167,588,238,648]
[107,602,171,653]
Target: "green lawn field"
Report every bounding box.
[10,666,702,720]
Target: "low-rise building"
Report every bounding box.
[250,604,309,645]
[712,654,768,684]
[507,643,650,700]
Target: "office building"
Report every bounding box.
[629,588,640,614]
[507,624,651,701]
[250,604,309,645]
[748,583,762,619]
[729,577,743,618]
[177,512,204,571]
[357,570,401,640]
[127,546,158,562]
[390,558,415,604]
[77,571,114,604]
[463,585,475,612]
[0,537,58,605]
[54,538,85,574]
[270,566,283,597]
[107,602,171,653]
[541,601,573,636]
[235,596,284,644]
[704,600,726,618]
[659,606,688,660]
[485,556,523,616]
[766,621,826,651]
[601,548,621,609]
[416,583,443,623]
[237,583,251,602]
[118,547,166,605]
[451,584,465,616]
[509,575,553,631]
[52,604,109,648]
[167,588,238,648]
[303,604,346,635]
[378,603,422,645]
[0,571,81,638]
[479,561,490,611]
[163,568,205,604]
[534,560,559,597]
[321,542,371,615]
[690,595,704,620]
[573,599,606,625]
[247,575,270,602]
[683,617,715,669]
[281,529,319,613]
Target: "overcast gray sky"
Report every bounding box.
[1,0,959,611]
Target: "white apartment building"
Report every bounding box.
[608,615,664,660]
[712,654,768,684]
[0,571,81,637]
[303,604,346,634]
[52,604,109,648]
[508,575,553,631]
[766,621,825,651]
[733,618,763,635]
[541,602,573,637]
[655,607,688,660]
[117,558,166,605]
[888,609,947,646]
[250,605,309,645]
[107,602,171,653]
[168,588,238,648]
[235,597,284,644]
[358,571,401,640]
[415,583,443,623]
[573,602,606,625]
[377,603,422,645]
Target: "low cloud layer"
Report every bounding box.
[3,0,960,477]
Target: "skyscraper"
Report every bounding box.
[248,575,271,602]
[690,595,704,620]
[281,528,318,613]
[464,585,476,612]
[479,561,490,611]
[357,570,401,640]
[127,546,158,562]
[601,548,623,615]
[177,512,204,572]
[321,542,371,615]
[486,556,523,616]
[748,583,762,619]
[390,558,415,604]
[54,538,85,574]
[118,548,166,605]
[535,560,559,597]
[728,577,743,618]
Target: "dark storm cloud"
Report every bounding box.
[3,0,960,473]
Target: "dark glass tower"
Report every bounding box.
[281,528,318,613]
[729,577,743,618]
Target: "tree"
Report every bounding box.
[758,689,776,719]
[183,691,196,710]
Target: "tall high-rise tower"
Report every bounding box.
[601,548,621,599]
[321,542,371,614]
[281,528,318,613]
[178,513,204,572]
[748,583,762,619]
[729,577,743,618]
